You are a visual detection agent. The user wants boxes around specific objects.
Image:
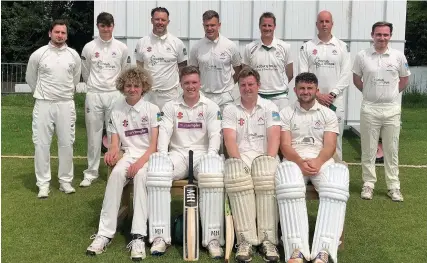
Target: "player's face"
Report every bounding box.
[49,25,67,47]
[316,12,333,34]
[181,73,201,100]
[123,80,144,101]
[203,17,221,41]
[295,81,318,104]
[151,11,169,36]
[372,26,392,49]
[97,23,114,40]
[259,17,276,38]
[239,75,260,101]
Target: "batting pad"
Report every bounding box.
[224,158,258,245]
[198,154,225,247]
[146,152,174,244]
[276,161,310,261]
[311,163,349,263]
[252,156,279,244]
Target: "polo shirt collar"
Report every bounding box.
[236,95,263,110]
[176,93,207,108]
[295,100,322,112]
[312,35,337,46]
[260,37,278,49]
[205,33,221,44]
[151,31,169,40]
[124,97,145,113]
[369,46,391,55]
[48,41,68,50]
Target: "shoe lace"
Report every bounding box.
[263,241,277,254]
[90,234,109,251]
[236,234,251,254]
[363,186,373,194]
[126,238,143,252]
[152,237,164,246]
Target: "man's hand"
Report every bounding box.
[305,158,324,174]
[316,92,334,107]
[296,159,318,176]
[127,159,145,179]
[104,147,120,167]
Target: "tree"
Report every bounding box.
[1,1,93,63]
[405,1,427,66]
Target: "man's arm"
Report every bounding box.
[73,52,82,87]
[353,73,363,92]
[206,106,222,154]
[298,43,309,74]
[285,63,294,83]
[223,128,241,159]
[178,60,188,74]
[81,45,91,82]
[232,65,242,84]
[121,46,131,71]
[331,44,351,96]
[316,131,337,163]
[157,103,174,153]
[266,125,280,157]
[25,52,39,92]
[399,76,409,92]
[127,127,159,178]
[105,133,120,166]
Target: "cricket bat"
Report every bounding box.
[183,150,199,261]
[224,195,234,263]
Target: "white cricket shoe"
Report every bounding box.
[360,186,374,200]
[127,236,146,261]
[388,189,404,202]
[37,187,50,199]
[150,237,167,255]
[59,183,76,194]
[86,234,111,255]
[207,239,223,259]
[235,240,253,263]
[80,178,94,187]
[260,241,279,262]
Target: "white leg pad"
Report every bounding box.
[311,163,349,263]
[252,156,279,244]
[224,158,258,245]
[275,161,310,261]
[146,153,174,244]
[198,154,225,247]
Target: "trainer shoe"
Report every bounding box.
[37,187,50,199]
[59,183,76,194]
[235,240,253,263]
[360,185,373,200]
[259,240,279,262]
[207,239,223,259]
[387,189,404,202]
[150,237,167,256]
[80,178,94,187]
[287,249,307,263]
[127,234,146,261]
[86,234,111,255]
[313,250,331,263]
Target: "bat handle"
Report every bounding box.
[188,150,194,184]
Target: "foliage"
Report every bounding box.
[1,1,93,63]
[405,1,427,66]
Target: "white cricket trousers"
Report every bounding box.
[143,87,179,110]
[32,99,76,188]
[334,105,345,160]
[84,91,122,180]
[360,102,401,190]
[97,155,149,238]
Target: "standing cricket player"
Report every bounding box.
[353,21,410,202]
[146,66,224,258]
[222,66,281,262]
[26,19,81,198]
[135,7,188,109]
[189,10,242,110]
[298,10,351,160]
[80,12,131,187]
[86,67,160,261]
[243,12,293,110]
[276,72,349,263]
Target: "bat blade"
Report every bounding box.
[224,195,234,263]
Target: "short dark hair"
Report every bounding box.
[295,72,318,86]
[259,12,276,26]
[372,21,393,34]
[238,66,261,84]
[50,19,68,33]
[202,10,219,21]
[97,12,114,26]
[151,7,169,17]
[180,65,200,80]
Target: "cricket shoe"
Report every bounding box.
[387,189,404,202]
[150,237,167,256]
[287,249,308,263]
[59,183,76,194]
[260,241,279,262]
[207,239,223,259]
[235,240,253,263]
[86,234,111,255]
[312,250,331,263]
[37,187,50,199]
[360,185,373,200]
[80,178,94,187]
[127,234,146,261]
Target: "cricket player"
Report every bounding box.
[222,66,281,262]
[146,66,224,258]
[135,7,188,109]
[275,72,349,263]
[26,19,81,199]
[353,21,410,202]
[189,10,242,110]
[86,67,160,261]
[298,10,351,160]
[80,12,131,187]
[243,12,293,110]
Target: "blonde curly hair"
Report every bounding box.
[116,66,153,95]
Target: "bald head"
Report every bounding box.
[316,10,333,36]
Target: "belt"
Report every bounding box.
[258,90,288,99]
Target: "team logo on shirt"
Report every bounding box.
[112,51,117,57]
[81,55,86,60]
[147,47,152,52]
[183,48,187,56]
[178,122,202,129]
[141,116,148,123]
[95,52,100,58]
[312,49,318,55]
[86,107,90,113]
[272,111,280,121]
[332,50,338,55]
[217,111,222,120]
[238,118,245,126]
[313,120,323,130]
[157,112,162,122]
[404,63,409,69]
[125,128,148,137]
[258,116,265,125]
[197,112,204,120]
[275,51,282,58]
[177,112,183,119]
[123,120,128,127]
[166,47,172,52]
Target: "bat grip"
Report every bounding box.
[188,150,194,184]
